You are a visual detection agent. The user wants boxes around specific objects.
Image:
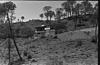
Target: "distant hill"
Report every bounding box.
[0,14,97,38]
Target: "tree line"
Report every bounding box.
[0,1,98,38]
[40,1,98,23]
[0,1,98,24]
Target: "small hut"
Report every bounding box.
[34,25,55,39]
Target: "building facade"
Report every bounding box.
[34,25,55,39]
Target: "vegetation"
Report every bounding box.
[39,1,98,32]
[0,1,98,38]
[40,13,44,20]
[21,16,25,22]
[0,1,98,65]
[0,1,98,39]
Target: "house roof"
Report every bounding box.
[35,26,46,31]
[35,24,55,31]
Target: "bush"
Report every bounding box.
[41,35,46,38]
[91,36,97,44]
[51,22,67,34]
[53,35,58,39]
[75,40,83,47]
[0,25,9,38]
[51,22,66,30]
[15,26,34,38]
[27,55,32,60]
[23,51,28,56]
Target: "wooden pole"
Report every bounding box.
[8,38,11,64]
[7,13,23,62]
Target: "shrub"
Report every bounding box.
[23,51,28,56]
[51,22,67,34]
[27,55,32,60]
[17,27,34,38]
[91,36,97,44]
[75,40,83,47]
[53,35,58,39]
[51,23,66,30]
[41,35,46,38]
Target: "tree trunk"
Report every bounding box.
[41,18,42,20]
[50,17,51,21]
[47,17,49,21]
[70,11,71,17]
[74,16,77,30]
[7,13,23,61]
[95,20,98,43]
[49,17,52,25]
[66,12,68,17]
[8,38,11,64]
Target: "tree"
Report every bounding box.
[43,6,52,21]
[0,1,23,62]
[44,12,49,22]
[67,0,76,16]
[62,1,76,17]
[9,10,16,23]
[62,13,66,19]
[62,2,70,17]
[55,8,63,21]
[48,10,55,21]
[0,3,6,23]
[73,3,83,29]
[74,3,83,16]
[94,2,98,14]
[40,13,44,20]
[93,2,98,43]
[21,16,24,22]
[43,6,52,12]
[0,1,16,23]
[81,1,93,15]
[62,1,76,29]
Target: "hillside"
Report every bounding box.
[0,27,98,65]
[0,1,98,65]
[0,13,98,38]
[0,14,98,65]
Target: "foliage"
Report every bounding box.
[61,1,76,17]
[21,16,25,22]
[75,40,83,47]
[16,26,34,38]
[51,22,67,34]
[0,1,16,16]
[40,13,44,20]
[43,6,52,21]
[91,36,97,44]
[48,10,55,21]
[81,1,93,15]
[43,6,52,12]
[55,8,64,21]
[74,3,83,16]
[0,23,34,38]
[0,1,16,24]
[0,24,8,38]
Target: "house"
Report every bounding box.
[34,25,55,39]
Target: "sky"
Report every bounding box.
[0,1,98,22]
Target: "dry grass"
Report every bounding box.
[0,28,98,65]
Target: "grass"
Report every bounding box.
[0,27,98,65]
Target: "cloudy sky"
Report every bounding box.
[0,1,98,22]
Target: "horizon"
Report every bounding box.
[0,1,98,22]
